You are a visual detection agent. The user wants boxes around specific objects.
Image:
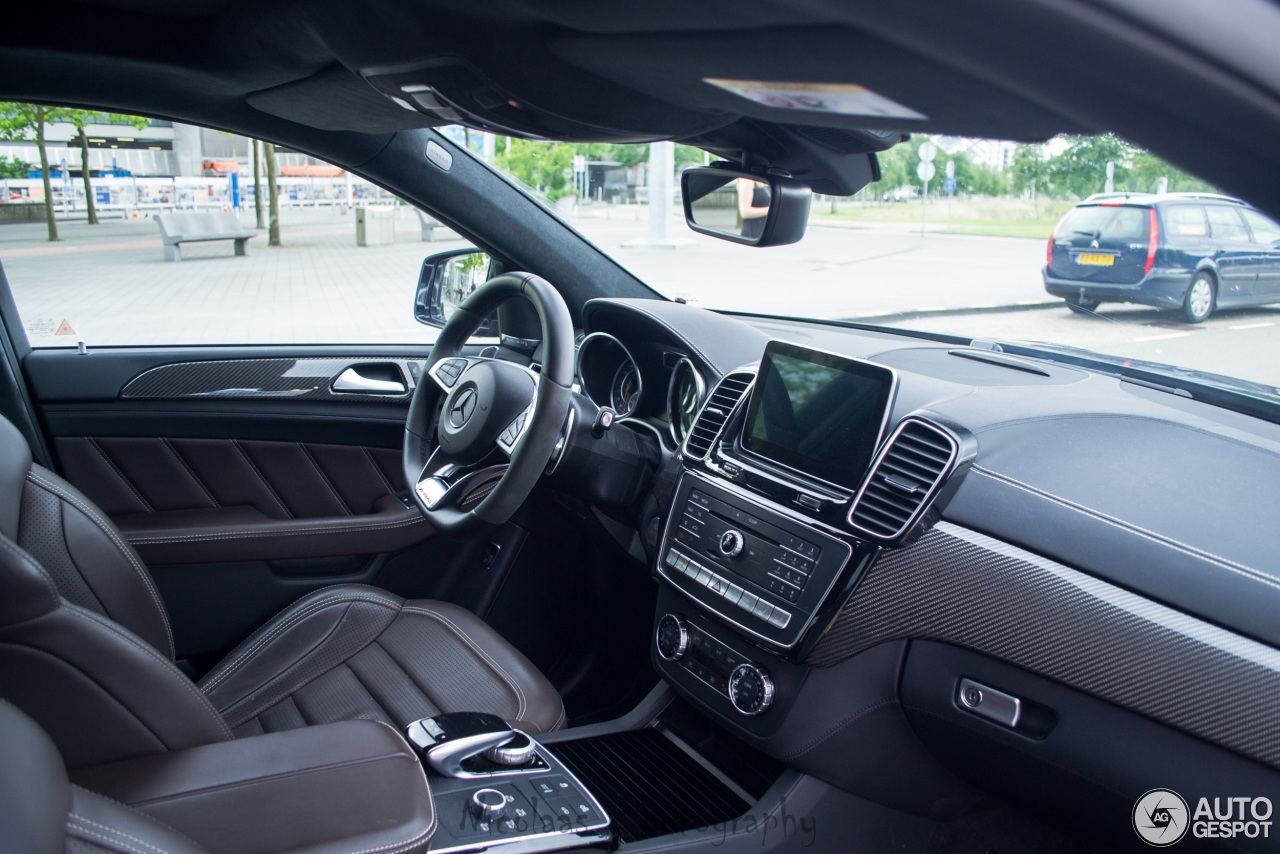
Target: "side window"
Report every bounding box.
[1164,205,1207,237]
[1241,209,1280,245]
[0,107,466,349]
[1205,205,1250,241]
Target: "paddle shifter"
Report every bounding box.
[406,712,538,777]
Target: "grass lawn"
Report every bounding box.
[810,196,1074,239]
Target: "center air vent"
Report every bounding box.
[849,418,958,541]
[683,370,754,459]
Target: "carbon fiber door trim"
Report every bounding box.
[121,357,425,401]
[808,521,1280,769]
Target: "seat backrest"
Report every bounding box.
[0,416,173,657]
[155,213,179,238]
[0,698,208,854]
[0,532,233,768]
[210,212,245,232]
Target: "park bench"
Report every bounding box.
[156,212,257,261]
[414,207,445,241]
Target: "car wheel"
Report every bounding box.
[1181,272,1216,323]
[1065,294,1101,314]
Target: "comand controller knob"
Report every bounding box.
[728,662,775,715]
[656,613,689,661]
[484,732,536,766]
[719,529,745,558]
[469,788,507,820]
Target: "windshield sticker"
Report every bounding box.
[704,80,926,119]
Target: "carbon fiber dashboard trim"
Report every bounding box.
[121,357,425,401]
[808,521,1280,769]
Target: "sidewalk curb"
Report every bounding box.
[845,300,1061,324]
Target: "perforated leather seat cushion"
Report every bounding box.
[199,585,566,737]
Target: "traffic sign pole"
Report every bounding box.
[916,145,936,237]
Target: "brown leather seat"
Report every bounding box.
[0,417,564,769]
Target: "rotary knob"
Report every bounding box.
[718,529,745,558]
[484,732,536,766]
[728,663,775,716]
[656,613,689,661]
[470,788,507,820]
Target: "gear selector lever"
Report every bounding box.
[405,712,518,777]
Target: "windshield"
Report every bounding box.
[488,132,1280,391]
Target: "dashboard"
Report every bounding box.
[575,295,1280,844]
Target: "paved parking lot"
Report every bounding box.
[3,203,1277,388]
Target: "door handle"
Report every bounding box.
[333,366,407,395]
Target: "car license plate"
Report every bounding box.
[1076,253,1115,266]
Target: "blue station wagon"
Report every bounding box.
[1043,193,1280,322]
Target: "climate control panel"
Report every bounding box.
[656,611,775,716]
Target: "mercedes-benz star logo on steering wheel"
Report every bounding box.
[449,388,477,427]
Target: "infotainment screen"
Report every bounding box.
[740,341,895,490]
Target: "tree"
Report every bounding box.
[0,102,68,240]
[1049,134,1132,199]
[252,139,265,229]
[67,111,147,225]
[1123,150,1216,194]
[1009,143,1053,215]
[0,154,28,179]
[263,142,281,246]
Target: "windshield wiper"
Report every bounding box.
[990,339,1280,424]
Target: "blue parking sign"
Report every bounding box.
[943,177,956,195]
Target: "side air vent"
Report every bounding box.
[849,418,958,540]
[683,370,754,459]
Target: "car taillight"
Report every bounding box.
[1046,229,1055,271]
[1144,207,1158,276]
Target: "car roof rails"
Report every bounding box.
[1156,192,1246,205]
[1082,192,1155,203]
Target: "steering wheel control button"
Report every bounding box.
[957,678,1022,729]
[433,358,469,387]
[656,613,689,661]
[470,788,508,820]
[729,663,775,715]
[719,529,745,558]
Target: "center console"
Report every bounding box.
[404,712,610,853]
[653,339,971,734]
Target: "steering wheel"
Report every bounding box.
[403,272,574,534]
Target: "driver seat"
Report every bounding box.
[0,416,565,769]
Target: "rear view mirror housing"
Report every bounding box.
[681,166,812,247]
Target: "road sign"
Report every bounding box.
[918,141,937,163]
[946,160,955,178]
[944,176,956,195]
[916,161,936,182]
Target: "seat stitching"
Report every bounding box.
[347,818,437,854]
[128,515,427,544]
[220,605,386,727]
[972,465,1280,590]
[401,606,527,720]
[551,704,566,731]
[161,439,219,507]
[0,534,61,602]
[230,439,292,518]
[200,592,400,693]
[362,446,398,495]
[68,814,172,854]
[87,437,154,513]
[27,470,175,659]
[299,442,352,515]
[68,605,233,740]
[66,822,166,854]
[69,786,207,851]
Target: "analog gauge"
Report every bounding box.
[610,360,642,417]
[667,357,706,446]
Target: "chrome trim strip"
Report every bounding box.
[667,356,707,447]
[575,331,643,417]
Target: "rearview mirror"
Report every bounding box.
[414,248,496,333]
[681,166,812,246]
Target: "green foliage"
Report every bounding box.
[1122,150,1216,194]
[1049,134,1130,199]
[492,138,708,200]
[866,139,1005,198]
[0,154,28,178]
